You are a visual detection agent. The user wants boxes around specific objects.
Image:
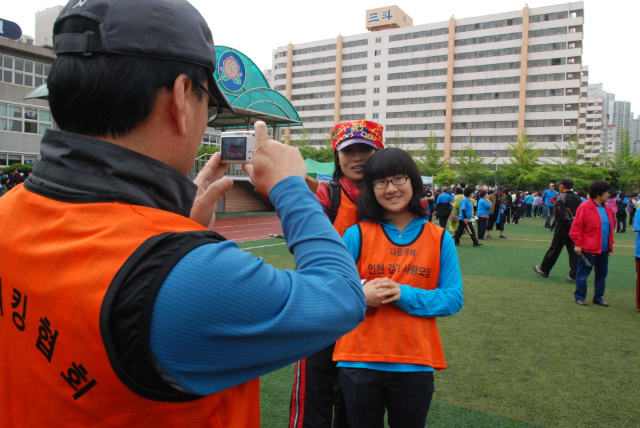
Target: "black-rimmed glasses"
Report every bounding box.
[372,176,409,189]
[198,83,220,123]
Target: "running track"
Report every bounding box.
[212,215,283,242]
[212,216,638,249]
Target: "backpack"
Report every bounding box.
[327,180,341,224]
[617,198,627,215]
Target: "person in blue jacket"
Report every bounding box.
[435,187,453,228]
[542,183,558,228]
[476,190,492,239]
[454,187,482,247]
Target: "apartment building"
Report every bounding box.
[272,2,586,164]
[585,83,612,161]
[0,36,56,167]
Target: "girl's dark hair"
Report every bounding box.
[478,190,487,199]
[464,187,474,197]
[332,150,343,180]
[588,180,611,200]
[48,16,208,138]
[357,148,426,222]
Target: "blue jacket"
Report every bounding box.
[458,197,474,221]
[477,198,492,217]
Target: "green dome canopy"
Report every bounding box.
[210,46,301,130]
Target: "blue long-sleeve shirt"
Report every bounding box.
[338,217,463,372]
[477,198,492,217]
[458,197,474,220]
[150,176,366,395]
[436,192,453,206]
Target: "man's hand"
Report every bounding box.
[574,246,582,255]
[190,151,233,230]
[242,121,306,197]
[362,281,384,308]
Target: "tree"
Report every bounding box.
[434,168,457,188]
[289,128,314,148]
[298,146,334,162]
[197,144,219,158]
[413,132,445,177]
[547,129,609,191]
[609,130,640,191]
[452,135,486,185]
[499,131,543,189]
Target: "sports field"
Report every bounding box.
[236,216,639,428]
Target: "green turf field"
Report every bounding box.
[239,217,640,428]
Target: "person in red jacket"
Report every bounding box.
[290,120,384,428]
[569,180,615,307]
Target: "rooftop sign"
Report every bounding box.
[0,18,23,40]
[365,5,413,31]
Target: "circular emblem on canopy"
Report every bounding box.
[218,51,246,93]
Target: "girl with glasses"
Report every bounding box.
[334,148,463,428]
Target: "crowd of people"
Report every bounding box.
[423,179,638,310]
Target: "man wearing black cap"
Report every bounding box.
[486,186,508,239]
[533,178,583,282]
[0,1,366,427]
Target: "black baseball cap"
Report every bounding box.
[560,178,573,189]
[53,0,234,112]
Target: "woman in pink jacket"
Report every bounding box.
[569,180,615,307]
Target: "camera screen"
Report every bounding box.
[221,137,247,161]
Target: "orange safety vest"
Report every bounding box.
[331,186,359,236]
[0,186,259,428]
[333,221,447,369]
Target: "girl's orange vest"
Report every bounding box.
[0,186,259,428]
[333,221,447,369]
[331,186,359,237]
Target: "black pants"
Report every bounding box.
[487,211,503,232]
[617,213,627,233]
[477,217,488,239]
[339,368,434,428]
[437,216,448,228]
[525,204,533,218]
[513,206,522,224]
[454,220,479,245]
[289,344,350,428]
[540,233,577,279]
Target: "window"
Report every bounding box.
[373,101,380,106]
[0,103,53,135]
[374,88,380,94]
[374,75,381,81]
[0,54,51,88]
[375,37,382,43]
[374,50,382,56]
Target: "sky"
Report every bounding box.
[4,0,639,113]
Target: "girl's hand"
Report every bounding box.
[368,278,401,304]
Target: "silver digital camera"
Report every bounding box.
[220,131,255,164]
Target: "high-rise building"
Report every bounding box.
[630,116,640,155]
[273,2,586,164]
[612,100,632,153]
[35,6,64,47]
[586,83,614,162]
[0,37,56,167]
